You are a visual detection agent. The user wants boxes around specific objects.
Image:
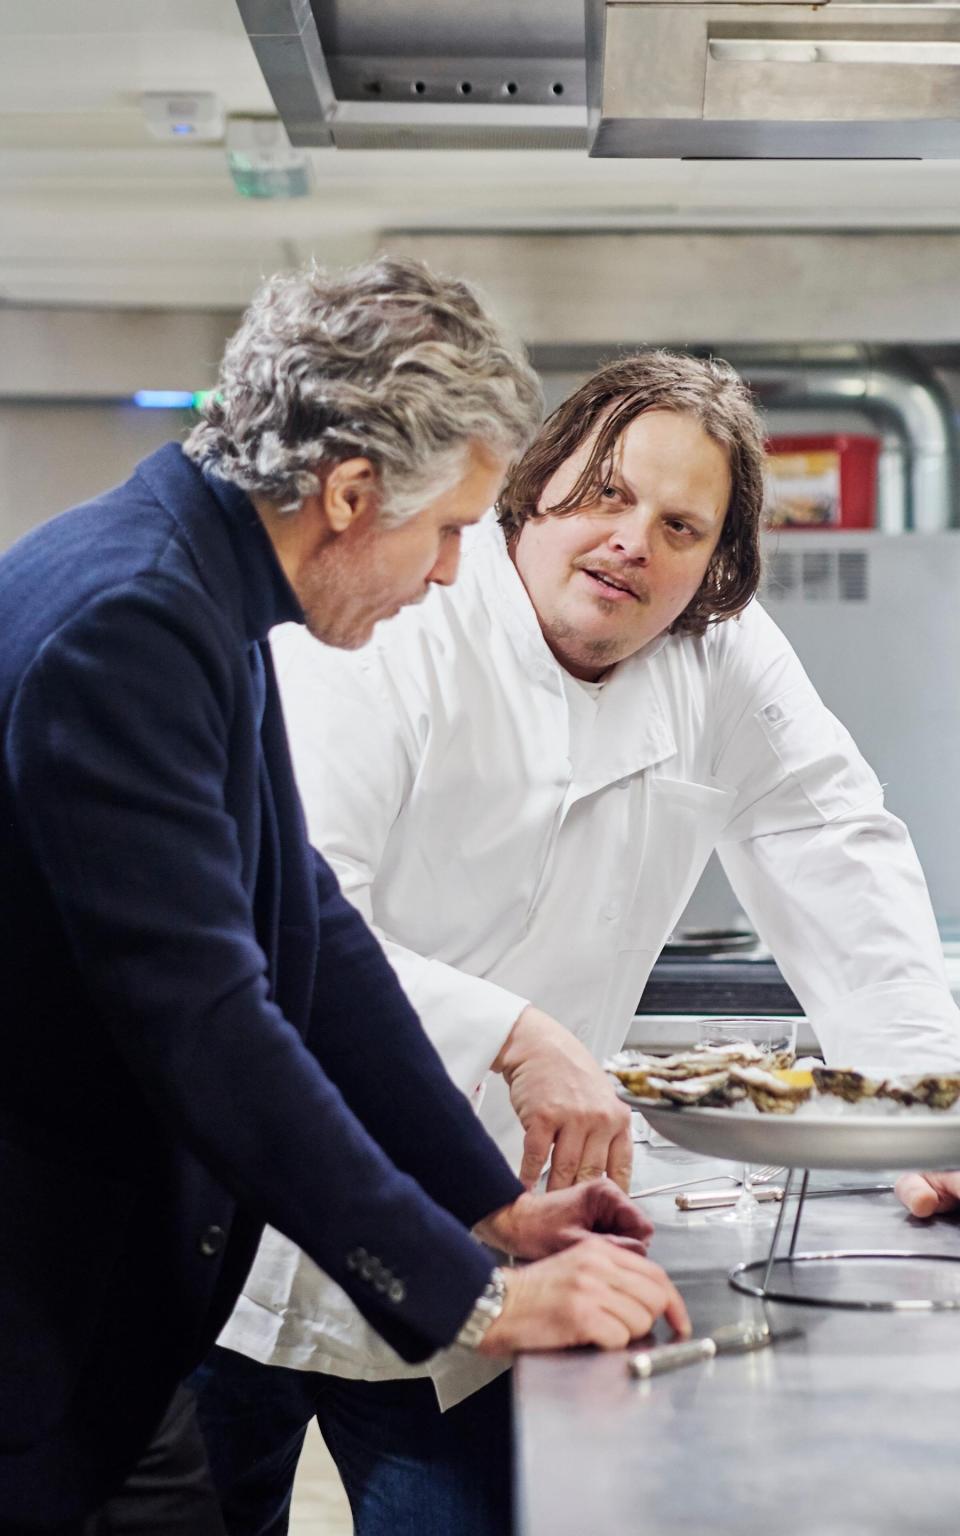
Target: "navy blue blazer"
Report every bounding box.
[0,445,521,1526]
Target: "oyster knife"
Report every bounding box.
[628,1319,801,1378]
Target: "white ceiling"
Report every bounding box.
[5,0,960,309]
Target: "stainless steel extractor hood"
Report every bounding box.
[235,0,589,149]
[236,0,960,159]
[586,0,960,158]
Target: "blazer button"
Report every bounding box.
[346,1247,367,1272]
[387,1279,406,1304]
[199,1224,225,1258]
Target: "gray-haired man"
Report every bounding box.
[0,259,686,1535]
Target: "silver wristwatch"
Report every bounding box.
[455,1266,508,1350]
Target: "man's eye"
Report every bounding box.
[599,486,620,500]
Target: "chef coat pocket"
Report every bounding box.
[755,683,879,821]
[0,1139,136,1449]
[649,777,736,817]
[623,776,738,952]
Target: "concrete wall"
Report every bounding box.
[0,404,194,550]
[0,306,239,548]
[0,307,240,399]
[384,230,960,347]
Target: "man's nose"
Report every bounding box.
[608,508,652,561]
[428,540,462,588]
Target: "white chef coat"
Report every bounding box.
[219,510,960,1406]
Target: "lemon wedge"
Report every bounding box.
[772,1068,814,1089]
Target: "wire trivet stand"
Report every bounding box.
[728,1167,960,1310]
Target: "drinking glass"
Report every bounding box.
[695,1016,799,1226]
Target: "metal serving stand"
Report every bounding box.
[629,1096,960,1311]
[729,1165,960,1309]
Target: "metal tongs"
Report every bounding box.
[628,1318,802,1378]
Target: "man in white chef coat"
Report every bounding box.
[197,350,960,1535]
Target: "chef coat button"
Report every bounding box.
[763,702,783,723]
[388,1279,407,1304]
[199,1225,225,1258]
[615,778,630,791]
[601,902,620,923]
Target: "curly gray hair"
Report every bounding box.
[184,255,543,522]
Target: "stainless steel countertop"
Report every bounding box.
[514,1142,960,1536]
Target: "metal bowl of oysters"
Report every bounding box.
[607,1047,960,1171]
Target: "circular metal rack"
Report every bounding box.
[729,1168,960,1310]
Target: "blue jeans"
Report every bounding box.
[191,1346,513,1536]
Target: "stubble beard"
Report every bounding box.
[297,551,374,650]
[547,612,623,673]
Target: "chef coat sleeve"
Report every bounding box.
[711,603,960,1074]
[272,623,529,1099]
[7,581,520,1361]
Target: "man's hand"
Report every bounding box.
[493,1004,633,1191]
[474,1179,654,1259]
[477,1238,690,1355]
[895,1170,960,1217]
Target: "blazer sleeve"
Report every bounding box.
[6,579,521,1359]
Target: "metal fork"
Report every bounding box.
[752,1164,785,1185]
[630,1164,784,1200]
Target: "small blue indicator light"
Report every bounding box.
[172,123,194,135]
[133,390,195,409]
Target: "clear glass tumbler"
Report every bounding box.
[695,1015,799,1226]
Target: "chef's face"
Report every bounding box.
[294,440,507,649]
[511,409,731,681]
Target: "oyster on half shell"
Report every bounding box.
[811,1068,883,1103]
[650,1071,741,1108]
[729,1064,812,1115]
[881,1074,960,1110]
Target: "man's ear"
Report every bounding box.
[322,457,379,534]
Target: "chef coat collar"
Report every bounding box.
[571,648,677,797]
[477,514,678,787]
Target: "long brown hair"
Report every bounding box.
[497,351,766,636]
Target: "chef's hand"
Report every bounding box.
[474,1178,654,1258]
[477,1238,690,1355]
[493,1004,634,1192]
[895,1170,960,1217]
